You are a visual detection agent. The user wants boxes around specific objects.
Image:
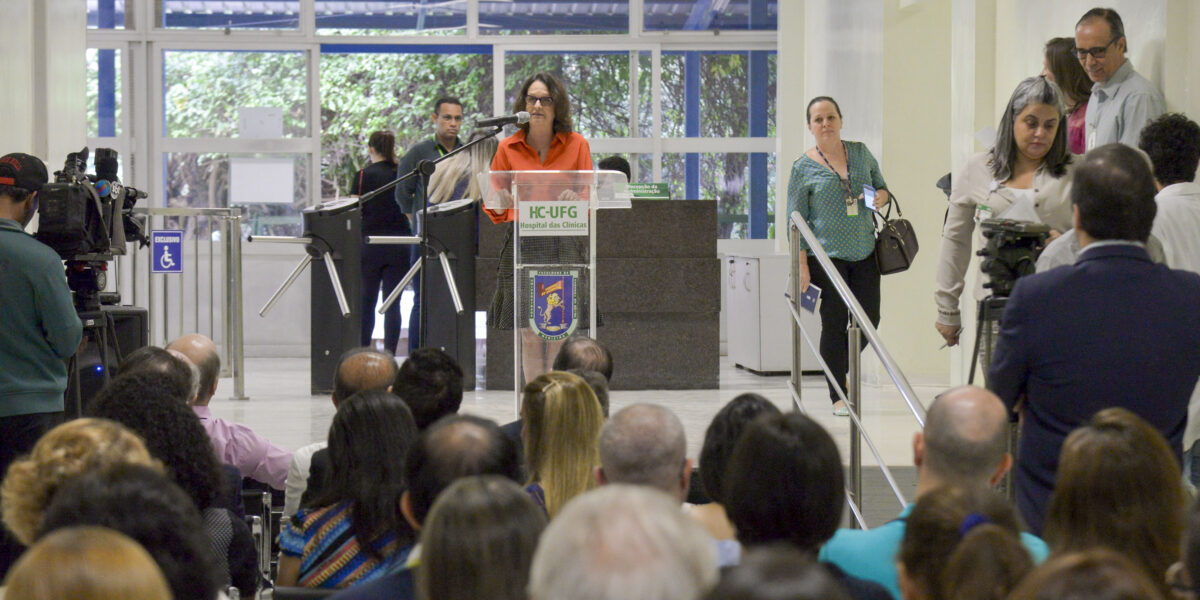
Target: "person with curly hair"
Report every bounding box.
[37,463,226,600]
[86,371,260,597]
[0,418,158,549]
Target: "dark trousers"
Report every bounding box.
[360,243,411,355]
[0,411,63,577]
[807,253,881,404]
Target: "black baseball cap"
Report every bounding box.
[0,153,49,192]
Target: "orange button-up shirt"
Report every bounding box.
[484,129,593,223]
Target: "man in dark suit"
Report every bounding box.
[988,143,1200,534]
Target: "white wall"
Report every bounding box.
[0,0,86,161]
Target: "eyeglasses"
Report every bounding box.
[525,95,554,107]
[1075,38,1119,59]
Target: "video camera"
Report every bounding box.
[35,147,149,311]
[976,218,1051,297]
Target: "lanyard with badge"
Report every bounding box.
[817,142,862,216]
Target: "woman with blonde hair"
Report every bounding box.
[1,418,158,546]
[522,370,604,517]
[3,526,171,600]
[426,129,500,206]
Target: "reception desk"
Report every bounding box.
[477,199,720,390]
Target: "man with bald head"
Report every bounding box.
[596,403,690,502]
[168,334,292,490]
[820,386,1049,598]
[284,347,399,515]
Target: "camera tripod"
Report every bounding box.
[967,294,1019,502]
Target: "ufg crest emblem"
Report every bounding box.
[528,269,578,341]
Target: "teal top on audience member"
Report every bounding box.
[818,503,1050,600]
[787,140,887,262]
[279,500,406,589]
[0,217,82,418]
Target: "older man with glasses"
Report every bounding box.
[1074,7,1164,150]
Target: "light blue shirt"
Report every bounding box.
[819,504,1050,600]
[1085,60,1165,149]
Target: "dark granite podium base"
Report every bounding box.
[477,200,720,390]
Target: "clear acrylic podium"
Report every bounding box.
[483,169,630,409]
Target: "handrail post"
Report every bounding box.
[847,320,863,529]
[790,225,804,412]
[228,212,248,400]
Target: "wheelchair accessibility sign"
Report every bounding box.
[151,230,184,274]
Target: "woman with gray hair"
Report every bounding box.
[934,76,1076,347]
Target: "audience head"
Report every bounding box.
[552,334,613,382]
[514,72,573,134]
[1072,143,1158,242]
[567,368,610,416]
[367,130,397,163]
[597,403,690,502]
[402,414,522,528]
[698,393,782,504]
[0,153,47,226]
[1,418,159,545]
[1042,37,1092,108]
[1138,113,1200,187]
[1075,8,1127,84]
[3,526,172,600]
[86,371,227,511]
[1008,548,1165,600]
[991,76,1070,181]
[529,484,717,600]
[38,463,224,600]
[917,386,1010,489]
[167,334,221,405]
[597,156,632,181]
[703,544,850,600]
[724,412,842,554]
[417,476,547,600]
[1044,407,1184,596]
[116,345,196,403]
[332,347,399,405]
[521,370,605,517]
[311,389,419,554]
[897,485,1032,600]
[393,347,464,430]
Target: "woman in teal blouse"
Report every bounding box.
[787,96,890,416]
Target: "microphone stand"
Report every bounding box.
[366,124,507,349]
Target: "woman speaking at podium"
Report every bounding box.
[788,96,890,417]
[483,72,592,385]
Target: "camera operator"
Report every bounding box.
[0,153,83,518]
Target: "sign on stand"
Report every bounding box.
[151,230,184,274]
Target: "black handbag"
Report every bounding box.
[873,194,919,275]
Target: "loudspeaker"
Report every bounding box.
[74,305,148,414]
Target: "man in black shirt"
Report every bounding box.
[394,98,464,353]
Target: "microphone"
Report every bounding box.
[477,112,530,128]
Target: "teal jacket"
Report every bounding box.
[820,503,1050,600]
[0,218,82,417]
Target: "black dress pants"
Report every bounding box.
[360,242,411,354]
[0,411,63,578]
[807,253,881,404]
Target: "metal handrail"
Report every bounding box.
[788,211,927,527]
[127,206,247,400]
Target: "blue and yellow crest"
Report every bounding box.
[528,269,578,341]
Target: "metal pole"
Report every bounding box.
[228,215,247,400]
[848,320,863,529]
[790,225,804,409]
[259,255,313,317]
